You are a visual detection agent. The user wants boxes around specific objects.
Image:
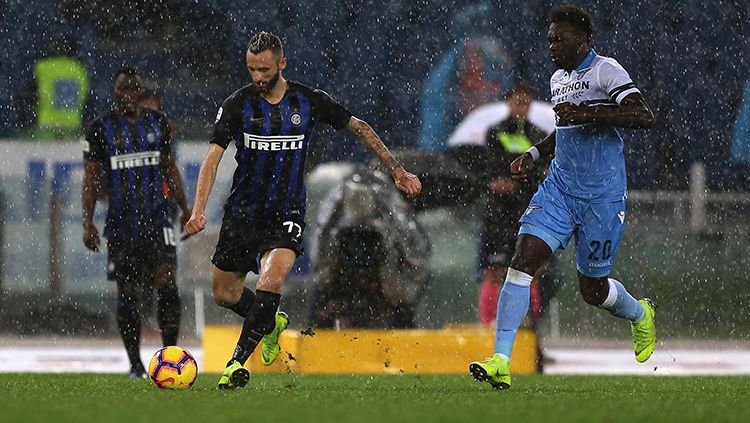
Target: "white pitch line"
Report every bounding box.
[0,346,204,374]
[544,348,750,375]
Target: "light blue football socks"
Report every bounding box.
[600,278,646,322]
[493,268,533,359]
[492,271,645,361]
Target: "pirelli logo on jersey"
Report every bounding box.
[110,151,161,170]
[243,133,305,151]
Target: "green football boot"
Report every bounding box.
[217,360,250,390]
[469,354,511,390]
[260,311,290,366]
[631,298,657,363]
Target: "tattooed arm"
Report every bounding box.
[345,116,422,196]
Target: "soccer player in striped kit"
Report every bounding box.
[185,32,422,389]
[82,67,191,378]
[470,5,657,389]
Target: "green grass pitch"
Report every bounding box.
[2,373,748,422]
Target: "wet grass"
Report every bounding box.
[1,373,748,422]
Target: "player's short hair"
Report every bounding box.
[113,66,140,83]
[247,31,284,59]
[549,5,594,40]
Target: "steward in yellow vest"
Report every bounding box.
[32,55,90,140]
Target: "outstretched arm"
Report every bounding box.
[82,159,102,251]
[185,143,226,235]
[345,116,422,196]
[554,92,655,129]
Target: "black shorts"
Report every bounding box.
[480,210,522,269]
[212,216,305,275]
[107,229,178,284]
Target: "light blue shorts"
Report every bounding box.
[518,180,626,278]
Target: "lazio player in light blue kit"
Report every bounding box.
[470,5,657,389]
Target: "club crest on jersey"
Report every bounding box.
[576,68,592,80]
[523,205,541,216]
[290,112,302,127]
[146,132,157,143]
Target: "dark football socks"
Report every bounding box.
[229,289,280,365]
[117,296,144,372]
[227,287,256,318]
[157,285,181,346]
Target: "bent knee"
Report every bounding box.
[211,266,247,307]
[578,275,608,306]
[508,254,541,277]
[580,290,604,306]
[154,264,176,289]
[212,286,238,307]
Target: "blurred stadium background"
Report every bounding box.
[1,0,750,375]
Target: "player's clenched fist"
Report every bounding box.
[393,168,422,196]
[83,222,101,252]
[185,212,207,235]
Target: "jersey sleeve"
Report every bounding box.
[82,119,106,162]
[312,89,352,130]
[210,94,243,149]
[598,59,640,105]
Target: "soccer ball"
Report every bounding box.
[148,346,198,389]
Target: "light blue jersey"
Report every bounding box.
[493,47,649,364]
[519,48,641,277]
[548,49,640,202]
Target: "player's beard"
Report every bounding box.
[256,70,281,93]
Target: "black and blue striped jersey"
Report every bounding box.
[83,109,173,242]
[211,81,352,220]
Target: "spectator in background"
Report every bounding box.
[16,35,90,140]
[476,84,562,370]
[448,82,561,333]
[418,2,514,152]
[477,82,560,327]
[309,166,430,329]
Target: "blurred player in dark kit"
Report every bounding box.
[82,67,191,378]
